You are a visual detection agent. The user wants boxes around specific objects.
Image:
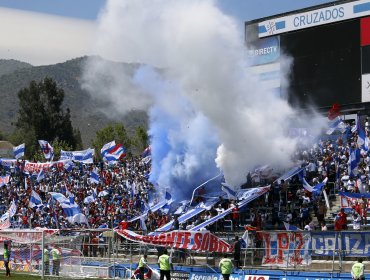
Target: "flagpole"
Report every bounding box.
[188,173,222,207]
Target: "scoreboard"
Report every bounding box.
[245,0,370,108]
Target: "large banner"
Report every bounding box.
[261,231,370,265]
[60,148,94,164]
[339,191,370,209]
[23,160,66,173]
[116,229,231,253]
[261,231,311,267]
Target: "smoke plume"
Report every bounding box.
[82,0,326,198]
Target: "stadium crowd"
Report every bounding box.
[0,116,369,234]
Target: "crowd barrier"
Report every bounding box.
[1,229,369,278]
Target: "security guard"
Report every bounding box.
[138,253,148,280]
[51,245,62,276]
[219,254,233,280]
[44,246,50,275]
[352,258,365,280]
[158,249,173,280]
[4,241,10,277]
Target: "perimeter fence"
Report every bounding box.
[0,229,368,279]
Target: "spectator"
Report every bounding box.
[232,236,241,269]
[334,208,347,231]
[353,213,362,231]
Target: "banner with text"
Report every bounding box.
[261,231,370,264]
[23,160,67,173]
[261,231,311,267]
[116,229,231,253]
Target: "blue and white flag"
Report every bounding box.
[283,222,302,231]
[8,200,17,218]
[13,143,25,159]
[38,140,54,160]
[90,169,100,184]
[66,188,74,199]
[104,153,121,164]
[84,194,96,204]
[50,192,87,224]
[349,148,361,177]
[221,183,237,199]
[356,117,368,150]
[190,186,270,231]
[29,190,43,209]
[64,161,74,172]
[49,192,69,204]
[0,200,18,227]
[275,167,304,184]
[60,149,95,164]
[101,140,116,157]
[173,200,189,215]
[165,191,172,203]
[139,215,147,231]
[326,116,347,135]
[36,169,45,182]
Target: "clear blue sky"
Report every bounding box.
[0,0,336,21]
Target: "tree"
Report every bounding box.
[92,123,132,159]
[16,77,80,151]
[133,126,149,153]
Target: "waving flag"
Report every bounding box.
[221,183,237,199]
[0,213,10,230]
[283,222,302,231]
[89,169,100,184]
[29,190,43,209]
[190,186,270,231]
[101,140,116,157]
[142,146,151,158]
[103,143,126,164]
[8,200,17,218]
[13,143,25,159]
[36,169,45,182]
[60,149,95,163]
[64,161,74,172]
[349,148,361,177]
[0,200,17,229]
[0,175,10,187]
[108,143,125,158]
[38,140,54,160]
[326,116,346,135]
[356,117,368,150]
[139,215,147,231]
[50,192,88,224]
[84,194,96,204]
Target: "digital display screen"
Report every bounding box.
[280,19,361,107]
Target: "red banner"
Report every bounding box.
[115,229,231,253]
[24,161,65,173]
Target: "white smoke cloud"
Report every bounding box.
[0,7,96,66]
[83,0,326,193]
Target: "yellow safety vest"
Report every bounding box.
[3,248,9,260]
[44,249,49,262]
[219,258,233,274]
[139,257,146,268]
[52,248,60,260]
[352,262,364,278]
[158,254,170,271]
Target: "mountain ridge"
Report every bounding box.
[0,56,148,147]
